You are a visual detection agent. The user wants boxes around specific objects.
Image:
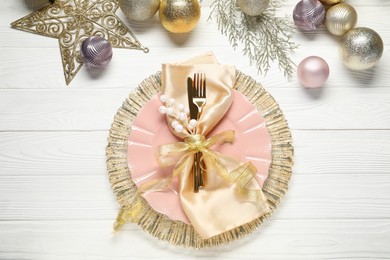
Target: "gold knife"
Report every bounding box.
[187,77,198,120]
[187,77,199,192]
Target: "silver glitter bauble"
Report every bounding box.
[119,0,160,21]
[325,3,357,36]
[340,27,384,71]
[237,0,270,16]
[80,36,113,69]
[293,0,325,31]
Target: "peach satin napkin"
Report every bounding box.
[155,53,270,239]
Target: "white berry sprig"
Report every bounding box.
[158,94,198,134]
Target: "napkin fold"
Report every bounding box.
[160,53,270,239]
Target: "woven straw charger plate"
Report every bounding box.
[106,71,294,248]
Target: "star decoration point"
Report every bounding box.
[11,0,147,85]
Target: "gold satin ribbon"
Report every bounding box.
[113,197,143,232]
[138,130,264,204]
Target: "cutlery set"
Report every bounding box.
[187,73,207,192]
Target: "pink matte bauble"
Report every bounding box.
[297,56,329,88]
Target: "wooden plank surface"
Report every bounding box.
[1,88,390,130]
[0,131,389,176]
[0,220,389,259]
[1,173,390,221]
[0,47,389,89]
[0,131,389,220]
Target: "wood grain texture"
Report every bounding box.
[1,173,390,221]
[3,7,390,49]
[0,131,389,221]
[1,3,389,89]
[0,88,390,130]
[0,47,389,89]
[0,220,389,260]
[1,0,390,259]
[0,131,389,177]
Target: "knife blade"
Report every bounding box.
[187,77,198,120]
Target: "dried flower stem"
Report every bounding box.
[209,0,298,78]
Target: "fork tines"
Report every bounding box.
[193,73,206,99]
[192,73,207,117]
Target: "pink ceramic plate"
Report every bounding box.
[127,90,272,223]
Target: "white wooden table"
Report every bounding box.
[1,0,389,259]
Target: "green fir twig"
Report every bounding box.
[208,0,298,78]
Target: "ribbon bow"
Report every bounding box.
[139,130,265,204]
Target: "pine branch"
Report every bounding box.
[209,0,298,78]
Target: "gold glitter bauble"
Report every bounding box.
[119,0,160,21]
[325,3,357,36]
[159,0,201,33]
[319,0,343,5]
[340,27,384,71]
[237,0,270,16]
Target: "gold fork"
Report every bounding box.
[193,73,206,191]
[193,73,207,116]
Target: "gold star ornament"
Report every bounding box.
[11,0,148,85]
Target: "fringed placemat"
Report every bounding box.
[106,71,294,248]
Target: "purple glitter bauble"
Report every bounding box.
[80,36,113,69]
[293,0,325,31]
